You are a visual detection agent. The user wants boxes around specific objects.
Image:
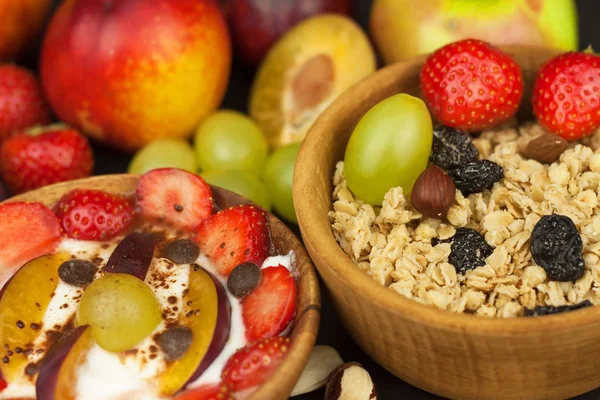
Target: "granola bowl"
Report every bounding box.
[293,46,600,400]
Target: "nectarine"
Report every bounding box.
[41,0,231,152]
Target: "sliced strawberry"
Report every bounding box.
[221,336,290,392]
[136,168,213,230]
[241,265,296,342]
[54,189,135,241]
[195,204,270,277]
[0,202,61,286]
[174,383,232,400]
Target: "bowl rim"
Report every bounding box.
[293,45,600,335]
[4,173,321,400]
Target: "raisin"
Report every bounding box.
[530,214,584,281]
[435,228,494,274]
[524,300,592,317]
[430,126,480,170]
[448,160,504,196]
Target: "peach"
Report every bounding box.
[249,14,376,149]
[40,0,231,152]
[0,0,52,61]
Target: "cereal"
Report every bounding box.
[329,123,600,317]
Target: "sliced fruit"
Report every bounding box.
[263,142,300,223]
[0,376,6,391]
[128,138,198,175]
[249,14,376,149]
[242,265,296,342]
[76,273,162,352]
[222,336,291,392]
[136,168,213,230]
[200,170,271,211]
[195,205,271,277]
[36,326,92,400]
[54,189,135,241]
[174,383,232,400]
[0,202,61,286]
[103,232,156,280]
[158,265,231,395]
[194,110,268,175]
[0,253,70,383]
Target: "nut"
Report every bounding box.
[290,345,343,396]
[523,133,568,164]
[324,362,378,400]
[410,165,456,218]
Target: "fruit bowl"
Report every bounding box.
[293,46,600,400]
[5,174,320,400]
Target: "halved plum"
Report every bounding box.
[158,265,231,395]
[103,232,156,280]
[0,253,70,383]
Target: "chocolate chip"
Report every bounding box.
[158,326,193,361]
[25,363,38,376]
[160,239,199,264]
[58,260,97,287]
[227,263,262,298]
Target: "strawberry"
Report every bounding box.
[0,125,93,194]
[54,189,135,241]
[0,65,50,141]
[0,202,61,287]
[420,39,523,132]
[174,383,232,400]
[242,265,296,342]
[0,376,6,392]
[195,205,271,277]
[532,51,600,140]
[221,336,290,392]
[135,168,213,230]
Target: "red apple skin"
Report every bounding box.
[224,0,351,66]
[0,0,52,61]
[40,0,231,152]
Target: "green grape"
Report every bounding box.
[200,170,271,210]
[128,138,197,174]
[344,93,433,205]
[194,110,268,174]
[263,142,301,223]
[76,273,162,352]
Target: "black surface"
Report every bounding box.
[28,0,600,399]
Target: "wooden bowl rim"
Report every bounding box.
[293,45,600,334]
[5,174,321,400]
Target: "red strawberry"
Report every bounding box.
[420,39,524,132]
[221,336,290,392]
[532,51,600,140]
[195,205,270,277]
[54,189,135,241]
[174,383,232,400]
[0,65,50,141]
[0,202,61,286]
[242,265,296,342]
[135,168,213,230]
[0,125,94,194]
[0,376,6,392]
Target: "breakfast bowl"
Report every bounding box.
[0,172,320,400]
[293,45,600,400]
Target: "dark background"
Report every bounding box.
[39,0,600,399]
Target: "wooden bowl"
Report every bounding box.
[5,174,321,400]
[293,46,600,400]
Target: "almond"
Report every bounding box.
[324,362,378,400]
[523,134,568,164]
[410,165,456,219]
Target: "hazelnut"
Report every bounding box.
[324,362,378,400]
[410,165,456,219]
[523,133,568,164]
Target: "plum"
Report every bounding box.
[224,0,351,66]
[103,232,156,280]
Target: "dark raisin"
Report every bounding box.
[448,160,504,196]
[227,263,262,298]
[530,214,584,281]
[160,239,199,264]
[158,326,193,361]
[437,227,494,274]
[524,300,592,317]
[58,260,98,287]
[430,126,480,169]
